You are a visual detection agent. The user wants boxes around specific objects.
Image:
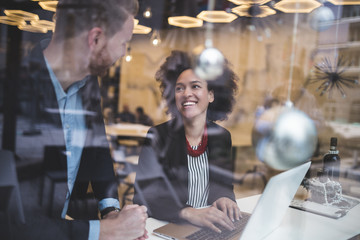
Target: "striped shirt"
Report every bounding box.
[186,146,210,208]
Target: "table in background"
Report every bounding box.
[106,123,151,152]
[105,123,151,205]
[105,123,150,138]
[145,194,360,240]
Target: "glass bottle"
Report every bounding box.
[323,137,341,181]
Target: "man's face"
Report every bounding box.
[89,15,134,76]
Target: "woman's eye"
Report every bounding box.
[193,85,200,89]
[175,86,184,92]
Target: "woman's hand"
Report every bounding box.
[212,197,241,222]
[179,206,235,233]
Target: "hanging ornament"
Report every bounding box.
[253,12,318,171]
[308,5,335,32]
[256,108,318,170]
[192,0,225,81]
[307,5,359,98]
[307,56,359,98]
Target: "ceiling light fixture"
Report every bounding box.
[4,10,39,21]
[232,4,276,17]
[228,0,272,5]
[168,16,203,28]
[125,46,132,62]
[143,7,152,18]
[274,0,321,13]
[31,20,55,31]
[38,1,58,12]
[18,23,48,33]
[0,16,26,26]
[150,29,161,46]
[197,10,238,23]
[327,0,360,4]
[133,24,152,34]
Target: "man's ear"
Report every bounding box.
[88,27,104,50]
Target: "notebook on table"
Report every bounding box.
[153,161,311,240]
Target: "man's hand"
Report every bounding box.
[179,206,235,233]
[212,197,241,222]
[99,204,148,240]
[102,210,119,220]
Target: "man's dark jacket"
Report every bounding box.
[17,41,117,240]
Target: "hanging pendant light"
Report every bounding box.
[125,45,132,62]
[168,16,203,28]
[232,4,276,18]
[150,29,161,46]
[274,0,321,13]
[143,7,152,18]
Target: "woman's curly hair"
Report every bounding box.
[155,50,238,122]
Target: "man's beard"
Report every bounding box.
[89,47,114,76]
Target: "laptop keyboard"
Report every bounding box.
[185,214,251,240]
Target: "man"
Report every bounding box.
[115,104,135,123]
[135,106,153,126]
[19,0,147,239]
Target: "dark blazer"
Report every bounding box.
[133,118,236,222]
[18,40,117,240]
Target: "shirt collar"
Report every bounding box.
[44,56,88,101]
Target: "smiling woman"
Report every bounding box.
[133,50,240,233]
[174,69,214,125]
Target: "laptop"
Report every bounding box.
[153,161,311,240]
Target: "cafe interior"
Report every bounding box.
[0,0,360,239]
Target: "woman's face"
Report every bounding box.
[175,69,214,122]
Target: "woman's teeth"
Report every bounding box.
[183,102,195,106]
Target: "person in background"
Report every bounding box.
[135,106,154,126]
[116,104,136,123]
[133,50,241,233]
[18,0,147,239]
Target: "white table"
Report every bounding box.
[145,194,360,240]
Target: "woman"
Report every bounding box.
[133,50,240,233]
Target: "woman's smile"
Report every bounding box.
[175,69,214,121]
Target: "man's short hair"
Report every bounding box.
[54,0,138,41]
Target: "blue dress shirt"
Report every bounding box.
[45,58,120,240]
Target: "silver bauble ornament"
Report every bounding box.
[255,108,318,170]
[308,6,335,32]
[193,47,225,81]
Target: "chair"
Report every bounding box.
[0,150,25,227]
[233,164,268,189]
[114,155,139,207]
[232,144,267,189]
[38,145,67,217]
[0,185,14,239]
